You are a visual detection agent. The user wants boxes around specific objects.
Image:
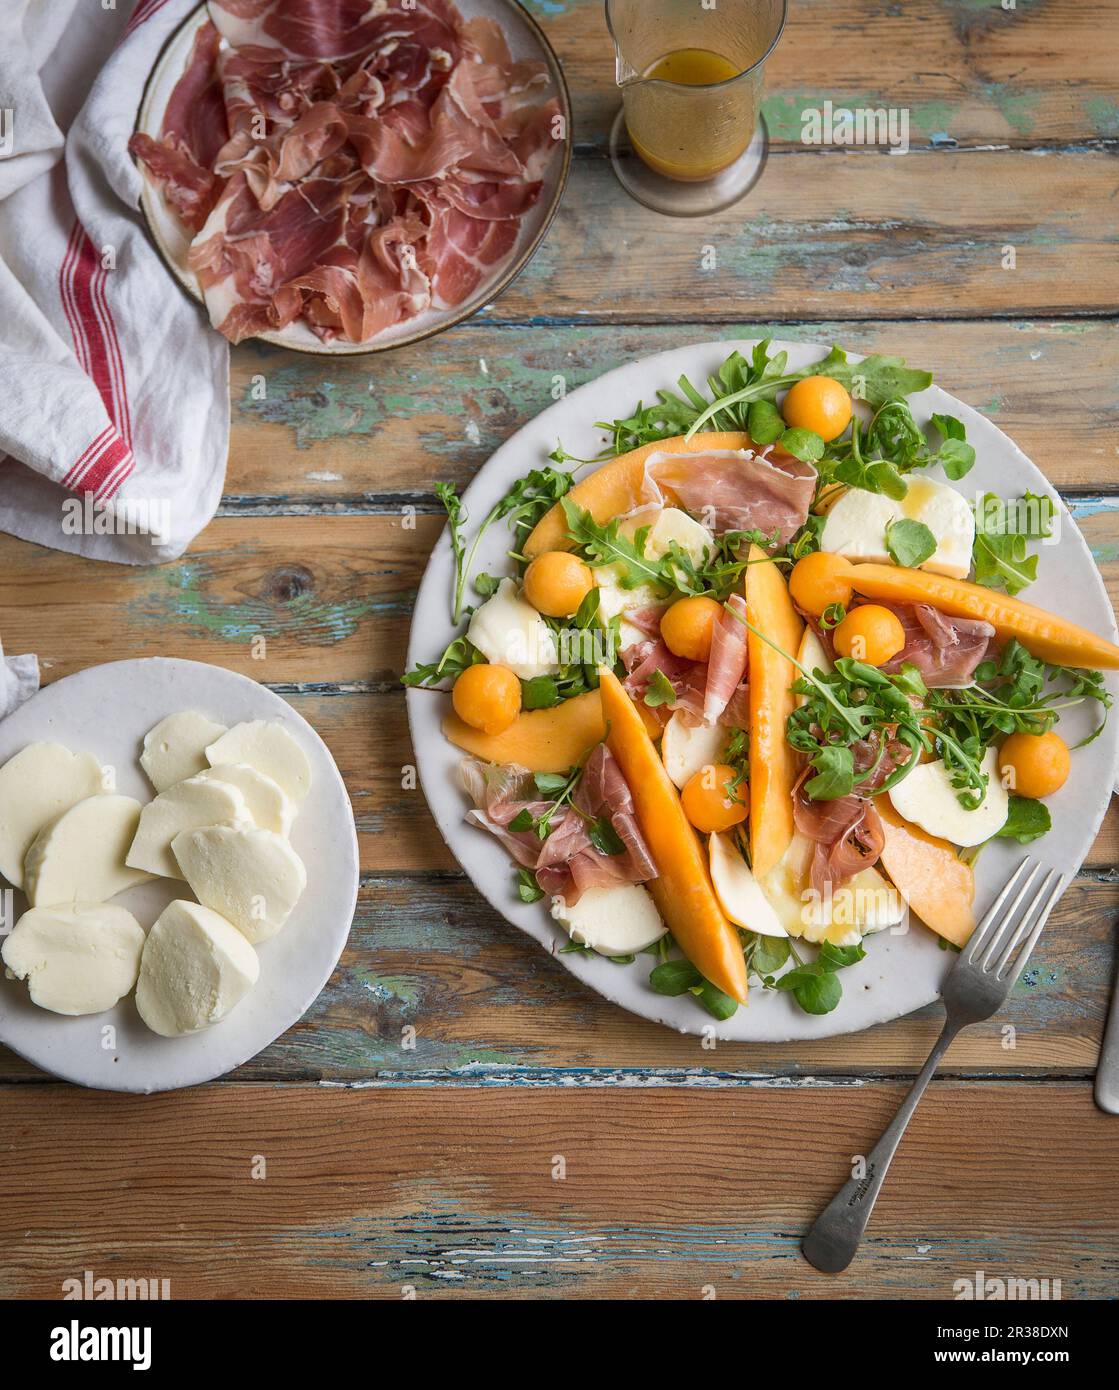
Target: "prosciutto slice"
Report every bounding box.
[793,768,886,896]
[129,0,561,343]
[460,747,657,906]
[878,601,995,687]
[644,448,817,545]
[703,593,749,724]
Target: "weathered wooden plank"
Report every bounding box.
[446,153,1117,321]
[3,511,1116,688]
[1,874,1114,1084]
[227,320,1119,497]
[539,0,1119,149]
[0,1082,1112,1297]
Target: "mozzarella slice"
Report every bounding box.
[795,628,833,708]
[25,795,155,907]
[887,747,1009,847]
[141,711,228,793]
[550,883,666,955]
[126,775,253,879]
[135,899,260,1037]
[1,903,145,1016]
[172,825,307,943]
[800,866,906,947]
[196,764,296,836]
[708,832,788,938]
[819,479,975,580]
[593,563,664,650]
[661,712,728,789]
[819,491,900,564]
[897,477,974,579]
[466,577,560,679]
[0,742,106,888]
[758,833,903,945]
[619,506,714,566]
[205,720,312,802]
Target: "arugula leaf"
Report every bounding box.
[804,744,856,800]
[649,960,703,996]
[814,349,933,407]
[972,492,1054,596]
[929,413,976,480]
[695,980,739,1020]
[747,399,785,445]
[403,636,485,688]
[589,817,627,856]
[560,497,670,592]
[750,934,791,976]
[521,675,560,710]
[995,796,1052,844]
[779,427,825,463]
[887,517,938,568]
[644,669,677,708]
[774,964,843,1015]
[516,869,544,903]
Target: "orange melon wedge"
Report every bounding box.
[442,689,605,773]
[876,797,976,947]
[598,668,748,1003]
[524,431,751,559]
[745,545,805,878]
[848,563,1119,670]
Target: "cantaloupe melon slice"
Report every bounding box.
[598,668,749,1004]
[442,689,605,773]
[524,431,751,559]
[876,797,976,947]
[849,563,1119,670]
[746,545,805,878]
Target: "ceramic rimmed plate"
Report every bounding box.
[134,0,571,355]
[406,338,1119,1042]
[0,659,359,1091]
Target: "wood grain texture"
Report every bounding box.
[1,1082,1113,1298]
[545,0,1119,149]
[1,874,1114,1085]
[226,321,1119,497]
[389,153,1119,322]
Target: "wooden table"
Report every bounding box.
[2,0,1118,1300]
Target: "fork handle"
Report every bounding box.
[801,1019,960,1273]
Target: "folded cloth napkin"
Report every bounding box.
[0,636,39,718]
[0,0,229,564]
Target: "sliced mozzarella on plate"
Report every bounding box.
[196,763,296,836]
[887,747,1008,847]
[135,900,260,1038]
[206,719,312,802]
[0,742,106,889]
[2,903,145,1016]
[141,711,228,793]
[126,774,253,879]
[466,577,560,679]
[660,711,728,789]
[24,795,155,907]
[172,824,307,943]
[619,506,714,566]
[819,478,975,580]
[708,832,787,937]
[550,882,666,955]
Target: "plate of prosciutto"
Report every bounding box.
[130,0,570,352]
[405,338,1119,1040]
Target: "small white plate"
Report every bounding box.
[0,659,359,1091]
[406,338,1119,1042]
[134,0,571,354]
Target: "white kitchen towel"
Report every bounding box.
[0,0,229,564]
[0,637,39,718]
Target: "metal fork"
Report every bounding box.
[801,857,1067,1274]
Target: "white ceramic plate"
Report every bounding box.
[134,0,571,355]
[0,659,359,1091]
[406,338,1119,1041]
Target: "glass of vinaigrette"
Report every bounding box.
[605,0,787,216]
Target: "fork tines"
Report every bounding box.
[965,857,1068,984]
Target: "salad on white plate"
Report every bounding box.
[406,341,1118,1023]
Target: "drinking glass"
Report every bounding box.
[606,0,787,216]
